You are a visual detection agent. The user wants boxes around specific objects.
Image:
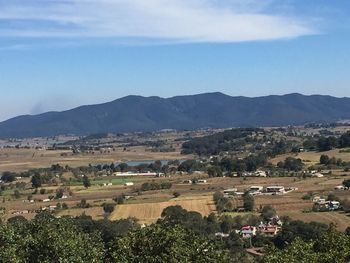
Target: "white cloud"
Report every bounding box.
[0,0,316,42]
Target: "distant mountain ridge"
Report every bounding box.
[1,92,350,138]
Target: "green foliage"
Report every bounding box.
[277,157,303,172]
[207,166,223,177]
[1,171,16,183]
[274,220,328,249]
[140,182,172,191]
[177,159,204,173]
[302,192,313,200]
[102,203,115,214]
[82,175,91,188]
[109,224,228,263]
[172,191,181,198]
[31,173,42,188]
[182,128,261,156]
[213,192,237,213]
[261,205,276,221]
[264,225,350,263]
[77,199,90,208]
[243,192,254,212]
[343,179,350,188]
[113,195,125,204]
[0,214,105,263]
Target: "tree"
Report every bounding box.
[173,192,181,198]
[13,190,21,199]
[109,224,228,263]
[277,157,303,171]
[207,166,223,177]
[343,179,350,188]
[102,203,115,214]
[31,173,42,188]
[243,192,254,212]
[320,154,330,165]
[264,224,350,263]
[0,215,105,263]
[113,195,125,204]
[273,220,328,249]
[261,205,276,221]
[1,171,16,183]
[55,188,64,199]
[326,193,340,202]
[83,175,91,188]
[345,226,350,237]
[77,199,90,208]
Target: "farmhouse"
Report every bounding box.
[334,185,348,190]
[183,180,192,184]
[113,171,164,177]
[223,188,238,195]
[197,179,207,184]
[259,225,280,237]
[237,226,257,238]
[266,186,285,193]
[249,186,263,193]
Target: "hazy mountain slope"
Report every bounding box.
[0,92,349,138]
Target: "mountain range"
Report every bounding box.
[1,92,350,138]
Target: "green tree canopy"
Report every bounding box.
[109,224,227,263]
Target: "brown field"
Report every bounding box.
[279,211,350,231]
[109,196,216,224]
[57,207,105,219]
[270,149,350,166]
[0,146,190,172]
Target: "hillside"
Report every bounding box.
[0,92,350,138]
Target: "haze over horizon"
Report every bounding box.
[0,0,349,121]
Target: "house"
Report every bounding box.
[312,173,324,178]
[238,226,257,238]
[249,186,263,193]
[183,180,192,184]
[223,188,238,195]
[114,171,160,177]
[197,179,207,184]
[334,185,347,190]
[329,201,341,210]
[259,226,280,237]
[255,171,267,177]
[266,186,285,194]
[215,232,230,239]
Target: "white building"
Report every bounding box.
[266,186,285,193]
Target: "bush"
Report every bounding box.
[113,195,125,204]
[102,203,115,214]
[173,192,181,198]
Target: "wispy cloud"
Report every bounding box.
[0,0,316,43]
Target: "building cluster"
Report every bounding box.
[223,185,293,197]
[236,216,283,238]
[313,196,341,211]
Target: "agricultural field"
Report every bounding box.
[1,126,350,233]
[0,146,189,172]
[110,196,215,224]
[271,148,350,166]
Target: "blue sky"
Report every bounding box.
[0,0,349,121]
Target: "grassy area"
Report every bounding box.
[221,212,258,217]
[90,177,138,186]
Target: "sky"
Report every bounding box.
[0,0,350,121]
